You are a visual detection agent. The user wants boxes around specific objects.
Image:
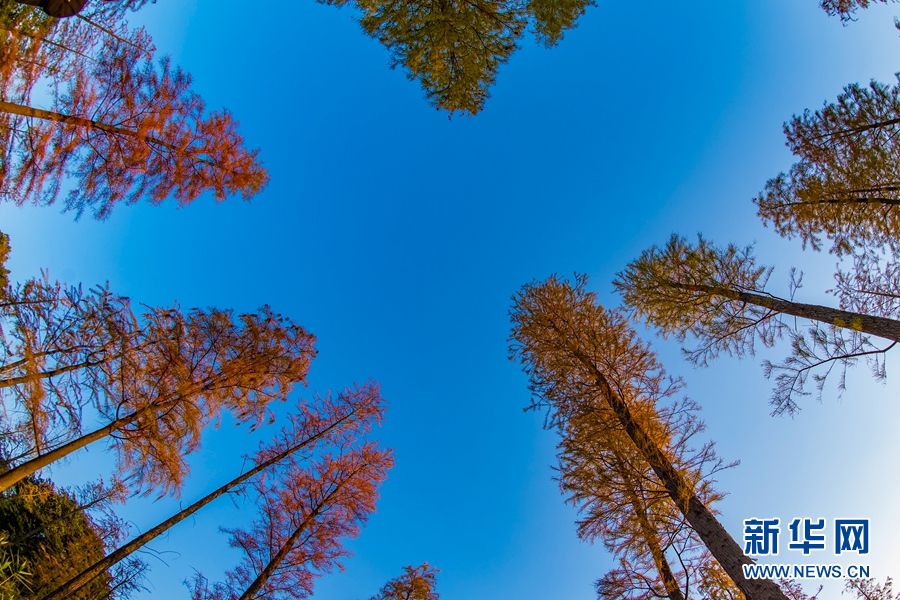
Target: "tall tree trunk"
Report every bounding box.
[577,351,787,600]
[237,512,318,600]
[679,282,900,342]
[615,452,685,600]
[236,474,357,600]
[0,411,137,493]
[0,379,205,493]
[0,100,221,170]
[40,413,355,600]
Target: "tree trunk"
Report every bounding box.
[40,414,353,600]
[237,514,315,600]
[581,356,787,600]
[615,452,685,600]
[0,413,133,493]
[0,99,172,147]
[236,473,358,600]
[681,282,900,343]
[0,100,221,169]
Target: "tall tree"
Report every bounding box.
[755,77,900,258]
[0,233,316,495]
[320,0,594,115]
[188,443,393,600]
[559,393,739,600]
[0,301,316,495]
[370,563,440,600]
[0,7,267,218]
[42,383,386,600]
[615,234,900,414]
[0,277,140,459]
[509,274,787,600]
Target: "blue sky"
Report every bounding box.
[3,0,900,597]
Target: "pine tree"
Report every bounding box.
[755,77,900,258]
[319,0,594,115]
[615,234,900,414]
[188,443,393,600]
[509,274,787,600]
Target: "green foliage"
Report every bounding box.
[0,478,112,599]
[0,532,31,599]
[320,0,593,114]
[615,234,900,415]
[353,0,526,115]
[756,77,900,257]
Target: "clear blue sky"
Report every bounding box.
[3,0,900,597]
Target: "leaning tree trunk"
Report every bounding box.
[615,451,686,600]
[680,282,900,343]
[236,474,359,600]
[40,413,355,600]
[575,349,788,600]
[0,100,220,169]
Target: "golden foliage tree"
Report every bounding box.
[0,234,317,496]
[509,274,786,600]
[615,234,900,414]
[370,563,440,600]
[756,77,900,258]
[188,443,393,600]
[560,392,742,600]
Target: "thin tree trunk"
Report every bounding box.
[0,100,225,171]
[0,412,134,492]
[679,282,900,343]
[578,352,787,600]
[615,452,685,600]
[41,411,359,600]
[0,99,176,149]
[0,357,104,388]
[237,513,317,600]
[236,471,362,600]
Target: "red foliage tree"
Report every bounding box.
[42,383,386,600]
[189,443,393,600]
[1,17,268,218]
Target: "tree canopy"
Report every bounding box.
[0,232,317,496]
[756,77,900,258]
[0,0,268,218]
[321,0,594,114]
[615,234,900,414]
[370,563,440,600]
[509,274,786,600]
